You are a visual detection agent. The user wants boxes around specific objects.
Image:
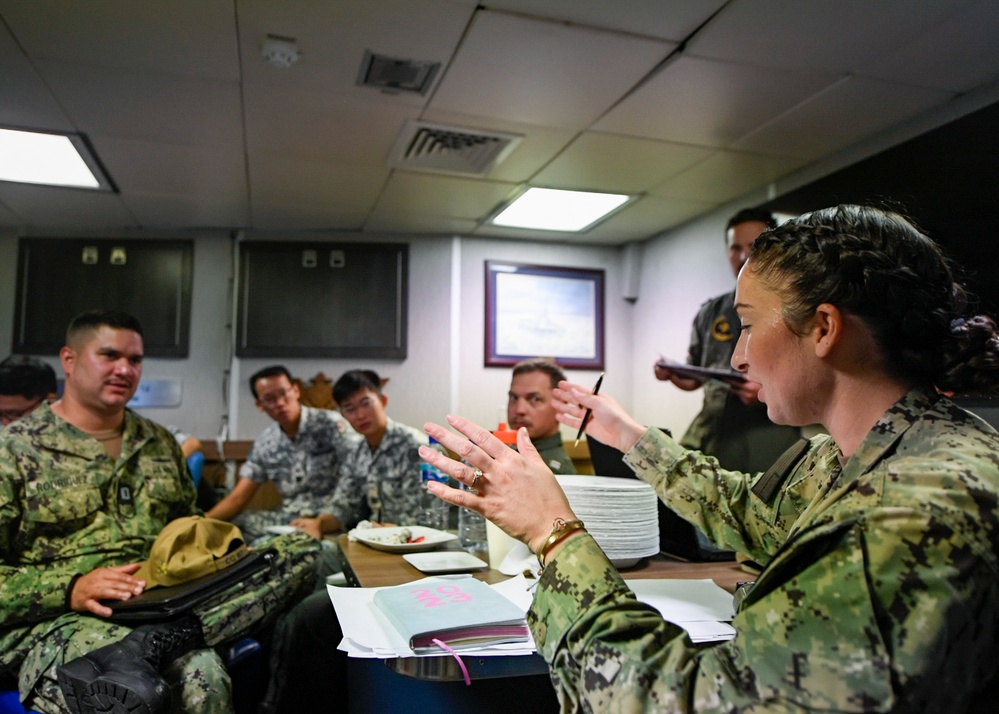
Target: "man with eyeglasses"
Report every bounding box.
[207,365,358,541]
[0,355,58,427]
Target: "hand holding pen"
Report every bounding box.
[553,377,646,455]
[574,373,603,446]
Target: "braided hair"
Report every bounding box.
[748,205,999,395]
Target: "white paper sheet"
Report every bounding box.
[328,575,737,659]
[625,578,736,641]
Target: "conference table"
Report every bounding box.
[333,534,748,713]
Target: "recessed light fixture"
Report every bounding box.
[0,127,113,190]
[489,187,631,232]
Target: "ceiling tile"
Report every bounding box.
[248,157,388,211]
[0,0,239,80]
[429,9,673,130]
[687,0,964,74]
[0,183,135,229]
[121,193,249,230]
[250,202,370,232]
[593,55,837,148]
[480,0,725,41]
[94,137,247,202]
[650,150,805,204]
[578,195,718,244]
[858,0,999,92]
[375,172,516,220]
[533,132,714,193]
[364,210,479,235]
[36,61,243,148]
[243,82,414,163]
[0,25,73,131]
[733,76,953,159]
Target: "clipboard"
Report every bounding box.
[656,358,746,385]
[105,549,274,623]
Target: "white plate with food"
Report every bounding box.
[352,526,457,553]
[402,551,489,573]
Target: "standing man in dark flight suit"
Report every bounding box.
[655,209,803,560]
[655,207,801,474]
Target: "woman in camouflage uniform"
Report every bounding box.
[423,205,999,712]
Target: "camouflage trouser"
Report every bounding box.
[232,509,293,542]
[234,510,343,582]
[0,532,320,714]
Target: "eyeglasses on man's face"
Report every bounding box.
[339,396,376,417]
[257,387,296,408]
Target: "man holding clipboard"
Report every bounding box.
[655,208,801,475]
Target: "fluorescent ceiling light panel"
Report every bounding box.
[491,187,630,232]
[0,128,107,189]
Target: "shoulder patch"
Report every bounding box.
[711,315,735,342]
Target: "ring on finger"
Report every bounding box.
[471,468,483,488]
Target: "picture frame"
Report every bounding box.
[485,261,605,370]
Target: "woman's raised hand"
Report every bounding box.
[420,415,576,554]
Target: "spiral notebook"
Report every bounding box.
[372,576,528,653]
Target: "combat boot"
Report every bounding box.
[56,615,206,714]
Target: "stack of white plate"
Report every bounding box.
[555,475,660,567]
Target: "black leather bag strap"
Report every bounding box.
[751,438,811,505]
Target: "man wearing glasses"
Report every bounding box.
[0,355,58,428]
[289,369,427,539]
[207,365,358,541]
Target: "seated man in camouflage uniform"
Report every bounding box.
[291,368,427,537]
[0,311,319,714]
[507,358,576,475]
[207,364,358,541]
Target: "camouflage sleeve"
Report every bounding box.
[529,535,705,712]
[623,427,791,561]
[239,437,268,483]
[530,512,971,711]
[382,441,426,525]
[0,443,77,627]
[322,447,366,530]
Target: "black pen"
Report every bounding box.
[574,372,604,447]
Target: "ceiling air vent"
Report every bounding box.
[357,51,440,95]
[388,120,523,177]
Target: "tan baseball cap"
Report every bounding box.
[136,515,249,589]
